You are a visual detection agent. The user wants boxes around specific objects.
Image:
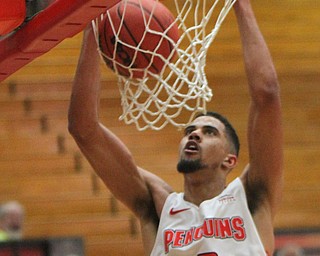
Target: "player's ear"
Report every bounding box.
[222,154,238,171]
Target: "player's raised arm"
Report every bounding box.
[68,25,165,218]
[234,0,283,216]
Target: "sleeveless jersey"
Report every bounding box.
[150,178,267,256]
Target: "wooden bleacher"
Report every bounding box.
[0,1,319,255]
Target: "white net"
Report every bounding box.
[93,0,236,131]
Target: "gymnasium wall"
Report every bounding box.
[0,0,319,255]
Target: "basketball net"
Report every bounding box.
[93,0,236,131]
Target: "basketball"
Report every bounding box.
[98,0,179,78]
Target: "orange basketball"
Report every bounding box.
[99,0,179,78]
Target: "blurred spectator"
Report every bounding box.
[0,201,25,241]
[277,243,305,256]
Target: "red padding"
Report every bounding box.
[0,0,26,35]
[0,0,121,82]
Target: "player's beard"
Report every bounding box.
[177,158,206,174]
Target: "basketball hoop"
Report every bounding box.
[93,0,236,131]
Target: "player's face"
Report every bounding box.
[177,116,230,173]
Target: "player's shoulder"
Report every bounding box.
[139,167,173,216]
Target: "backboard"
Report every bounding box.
[0,0,120,82]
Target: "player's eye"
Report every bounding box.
[203,127,218,136]
[184,126,195,136]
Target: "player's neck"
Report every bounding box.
[182,169,226,206]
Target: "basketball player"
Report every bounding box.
[68,0,283,255]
